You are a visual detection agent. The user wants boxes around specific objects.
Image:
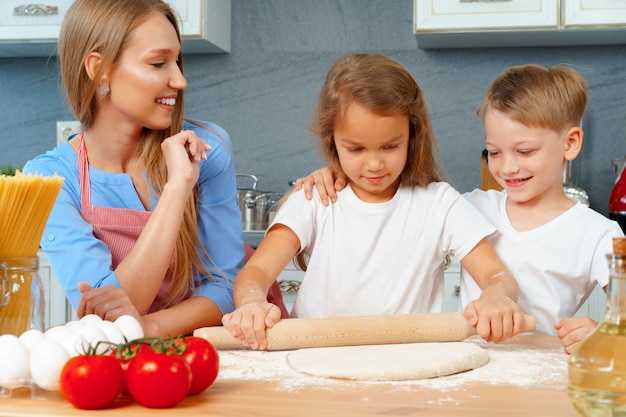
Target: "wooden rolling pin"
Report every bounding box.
[193,312,536,351]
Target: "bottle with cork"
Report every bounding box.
[568,237,626,416]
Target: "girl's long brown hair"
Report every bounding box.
[59,0,210,308]
[311,53,447,187]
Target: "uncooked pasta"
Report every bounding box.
[0,171,63,335]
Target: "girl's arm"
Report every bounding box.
[222,224,301,350]
[460,238,523,343]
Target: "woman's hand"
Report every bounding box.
[555,316,597,354]
[76,282,143,324]
[161,129,212,191]
[295,167,347,206]
[221,302,282,350]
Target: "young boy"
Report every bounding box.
[298,64,624,354]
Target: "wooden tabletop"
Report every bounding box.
[2,335,580,417]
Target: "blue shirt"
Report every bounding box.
[23,120,242,314]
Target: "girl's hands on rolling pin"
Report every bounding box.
[161,129,212,189]
[222,302,282,350]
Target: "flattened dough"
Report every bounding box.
[286,342,489,381]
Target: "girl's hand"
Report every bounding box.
[464,291,523,343]
[161,129,212,190]
[555,316,597,354]
[295,167,347,206]
[221,302,282,350]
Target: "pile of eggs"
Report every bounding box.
[0,314,143,393]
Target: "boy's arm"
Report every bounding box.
[222,224,301,350]
[460,238,524,343]
[295,167,346,205]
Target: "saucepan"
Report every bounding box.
[237,174,283,231]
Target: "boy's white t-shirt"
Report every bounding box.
[271,182,496,319]
[460,189,625,334]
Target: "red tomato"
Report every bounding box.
[126,348,191,408]
[60,355,123,410]
[180,337,220,395]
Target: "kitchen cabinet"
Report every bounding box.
[414,0,626,48]
[38,250,75,329]
[0,0,230,57]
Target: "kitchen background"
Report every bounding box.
[1,0,625,217]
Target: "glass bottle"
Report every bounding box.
[0,256,45,335]
[568,237,626,416]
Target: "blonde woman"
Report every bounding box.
[23,0,256,337]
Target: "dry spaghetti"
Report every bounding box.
[0,171,63,335]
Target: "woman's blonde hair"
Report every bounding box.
[311,53,447,187]
[477,64,587,132]
[59,0,209,308]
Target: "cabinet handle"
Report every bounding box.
[13,4,58,16]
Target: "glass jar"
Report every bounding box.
[568,238,626,416]
[0,256,45,335]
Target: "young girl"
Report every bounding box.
[222,53,524,350]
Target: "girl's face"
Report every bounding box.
[333,102,409,203]
[484,108,570,206]
[104,11,186,132]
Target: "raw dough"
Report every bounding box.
[286,342,489,381]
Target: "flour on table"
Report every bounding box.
[217,338,568,393]
[285,342,489,381]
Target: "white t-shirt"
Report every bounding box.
[459,189,625,334]
[271,182,496,318]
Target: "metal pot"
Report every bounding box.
[237,174,282,231]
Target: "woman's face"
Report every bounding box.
[104,10,186,132]
[333,102,409,203]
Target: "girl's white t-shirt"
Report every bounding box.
[271,182,496,318]
[460,189,624,334]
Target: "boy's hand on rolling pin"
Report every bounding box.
[222,302,282,350]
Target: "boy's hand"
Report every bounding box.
[295,167,347,206]
[221,302,282,350]
[555,317,597,354]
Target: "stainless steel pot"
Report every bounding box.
[237,174,282,231]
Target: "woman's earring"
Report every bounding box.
[98,82,109,100]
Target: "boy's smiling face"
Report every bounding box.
[483,108,580,207]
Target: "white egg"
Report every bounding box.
[18,329,45,353]
[79,314,103,326]
[96,320,125,345]
[0,334,30,388]
[64,320,85,333]
[59,332,87,357]
[44,325,72,343]
[75,324,109,354]
[29,339,70,391]
[114,315,144,341]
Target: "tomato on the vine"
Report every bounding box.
[126,347,191,408]
[179,336,219,395]
[60,354,123,410]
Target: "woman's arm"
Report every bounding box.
[222,224,301,350]
[460,238,523,343]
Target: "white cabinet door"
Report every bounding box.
[0,0,230,57]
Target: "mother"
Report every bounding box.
[23,0,283,337]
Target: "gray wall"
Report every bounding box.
[1,0,624,215]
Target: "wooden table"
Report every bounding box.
[2,335,580,417]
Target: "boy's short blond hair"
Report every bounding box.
[477,64,587,133]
